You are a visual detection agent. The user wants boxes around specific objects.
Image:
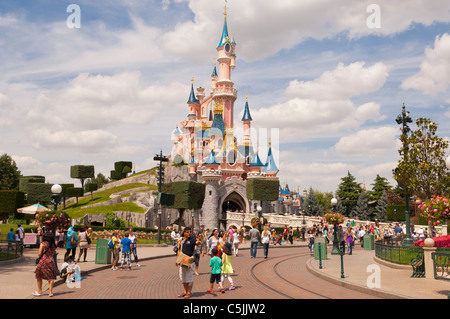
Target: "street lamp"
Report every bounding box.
[396,103,414,247]
[330,198,341,255]
[51,184,62,211]
[157,209,162,244]
[257,205,263,246]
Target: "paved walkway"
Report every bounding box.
[0,241,448,299]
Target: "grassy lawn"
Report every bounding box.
[61,183,157,219]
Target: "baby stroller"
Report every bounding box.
[275,234,283,245]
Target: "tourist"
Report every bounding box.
[207,229,220,257]
[7,228,14,249]
[288,226,294,245]
[232,228,240,256]
[33,232,58,297]
[283,226,288,242]
[207,247,225,294]
[176,227,200,299]
[60,255,82,283]
[119,231,133,271]
[249,224,260,258]
[307,229,314,254]
[261,226,271,259]
[77,226,89,262]
[193,233,203,276]
[171,227,178,245]
[65,226,78,259]
[221,242,235,290]
[17,224,24,244]
[345,227,355,255]
[295,226,301,241]
[129,229,141,267]
[383,225,393,245]
[227,226,234,242]
[110,231,120,271]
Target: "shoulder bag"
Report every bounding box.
[175,240,194,269]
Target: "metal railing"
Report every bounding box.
[375,241,423,265]
[432,249,450,281]
[0,242,24,262]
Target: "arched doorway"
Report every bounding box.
[220,191,248,230]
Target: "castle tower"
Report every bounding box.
[242,93,252,146]
[214,4,237,130]
[201,149,221,230]
[187,77,200,121]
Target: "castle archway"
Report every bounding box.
[220,191,248,230]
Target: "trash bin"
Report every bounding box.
[95,239,111,264]
[363,233,374,250]
[314,237,327,260]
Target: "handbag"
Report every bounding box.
[175,240,194,268]
[70,234,77,247]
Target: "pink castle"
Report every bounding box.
[169,3,280,230]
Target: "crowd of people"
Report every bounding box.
[29,218,439,298]
[32,227,141,297]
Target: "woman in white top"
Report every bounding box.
[128,229,140,267]
[232,231,240,256]
[207,229,219,256]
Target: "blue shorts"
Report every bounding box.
[210,273,221,284]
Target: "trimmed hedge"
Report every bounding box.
[246,178,279,201]
[66,187,84,197]
[0,190,25,214]
[85,183,98,193]
[60,184,75,197]
[161,181,205,210]
[19,176,45,193]
[110,161,132,180]
[70,165,95,179]
[27,183,52,204]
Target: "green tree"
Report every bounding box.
[304,187,321,216]
[0,154,21,190]
[336,171,362,217]
[88,173,109,189]
[354,190,369,220]
[394,118,449,200]
[375,190,388,222]
[369,174,390,201]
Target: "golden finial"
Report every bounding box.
[268,137,272,148]
[224,0,227,17]
[246,90,248,102]
[191,76,194,85]
[213,57,216,66]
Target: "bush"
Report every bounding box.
[161,181,205,210]
[246,179,279,201]
[19,176,45,193]
[385,205,406,221]
[0,190,25,215]
[414,235,450,248]
[35,210,72,232]
[26,183,52,204]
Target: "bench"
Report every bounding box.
[410,254,425,278]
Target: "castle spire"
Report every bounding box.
[217,1,230,48]
[241,92,252,121]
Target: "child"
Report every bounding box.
[275,233,283,245]
[207,247,225,294]
[60,255,82,283]
[193,233,203,276]
[119,232,133,271]
[221,243,235,290]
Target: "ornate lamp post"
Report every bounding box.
[51,184,62,211]
[396,103,414,247]
[157,209,162,244]
[257,205,263,246]
[330,198,341,255]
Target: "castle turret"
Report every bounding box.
[263,140,279,178]
[242,93,252,146]
[187,77,200,120]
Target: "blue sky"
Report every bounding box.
[0,0,449,193]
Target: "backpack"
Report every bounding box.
[108,239,115,249]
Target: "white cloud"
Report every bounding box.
[251,62,389,141]
[334,127,399,159]
[0,93,13,128]
[402,33,450,95]
[26,71,187,131]
[160,0,450,62]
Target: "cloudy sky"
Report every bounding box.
[1,0,449,193]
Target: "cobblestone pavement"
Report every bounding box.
[39,246,377,300]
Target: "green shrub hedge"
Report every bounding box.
[246,178,279,201]
[161,181,205,210]
[0,190,25,214]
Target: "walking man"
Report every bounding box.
[249,224,260,258]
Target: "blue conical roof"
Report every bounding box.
[210,112,225,134]
[249,151,263,167]
[242,101,252,121]
[263,146,278,172]
[205,149,219,165]
[211,65,218,77]
[217,15,230,47]
[187,83,200,104]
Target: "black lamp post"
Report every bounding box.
[396,103,414,247]
[51,184,62,211]
[330,197,341,255]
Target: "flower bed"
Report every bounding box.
[414,235,450,248]
[323,213,345,225]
